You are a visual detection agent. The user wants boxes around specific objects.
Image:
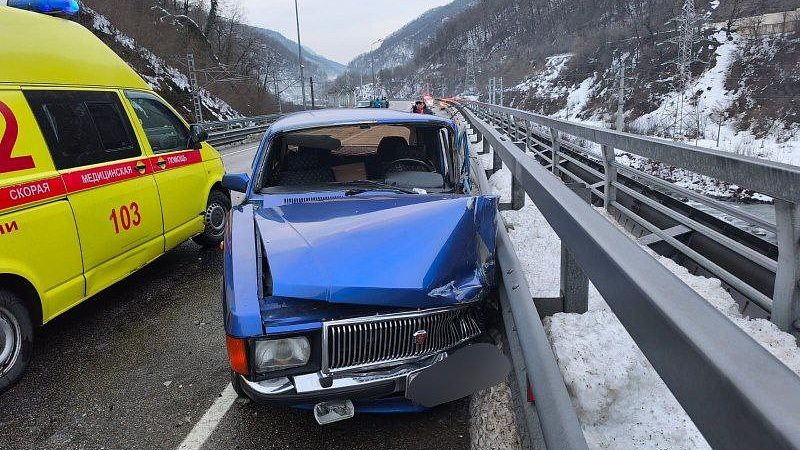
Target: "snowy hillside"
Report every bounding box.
[513,30,800,168]
[504,26,799,201]
[347,0,477,73]
[79,6,239,122]
[372,0,798,199]
[78,0,338,116]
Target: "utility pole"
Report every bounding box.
[499,76,504,106]
[273,70,281,114]
[370,39,383,98]
[616,62,625,131]
[309,77,315,109]
[662,0,708,137]
[612,54,632,132]
[294,0,307,109]
[464,34,478,96]
[186,53,203,123]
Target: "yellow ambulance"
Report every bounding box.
[0,2,230,390]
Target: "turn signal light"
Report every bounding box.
[226,335,249,375]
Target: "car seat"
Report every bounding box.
[278,147,335,186]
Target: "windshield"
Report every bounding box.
[258,123,454,193]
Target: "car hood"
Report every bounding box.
[253,195,498,308]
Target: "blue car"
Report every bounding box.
[221,108,509,424]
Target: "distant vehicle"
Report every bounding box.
[355,100,372,108]
[0,2,229,391]
[221,109,510,424]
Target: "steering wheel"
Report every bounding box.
[386,158,434,173]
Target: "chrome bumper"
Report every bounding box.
[239,353,447,404]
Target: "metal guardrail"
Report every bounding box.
[449,100,800,450]
[464,100,800,335]
[199,115,280,146]
[468,152,588,450]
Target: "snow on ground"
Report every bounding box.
[466,127,800,449]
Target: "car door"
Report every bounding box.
[24,89,165,297]
[0,88,85,319]
[124,91,208,250]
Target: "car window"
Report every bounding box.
[25,90,140,170]
[127,96,189,153]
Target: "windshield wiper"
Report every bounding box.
[341,180,418,196]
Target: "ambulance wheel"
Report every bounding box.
[194,190,231,247]
[0,290,33,393]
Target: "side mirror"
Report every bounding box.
[188,124,209,150]
[222,173,250,193]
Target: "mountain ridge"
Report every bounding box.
[347,0,477,74]
[250,27,345,79]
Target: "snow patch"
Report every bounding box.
[556,75,597,119]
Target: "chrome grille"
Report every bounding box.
[323,307,481,373]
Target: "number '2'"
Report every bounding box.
[0,100,35,174]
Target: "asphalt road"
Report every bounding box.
[0,136,470,450]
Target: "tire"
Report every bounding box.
[0,290,34,393]
[193,190,231,247]
[230,370,248,398]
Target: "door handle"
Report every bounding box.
[135,161,147,174]
[157,158,167,169]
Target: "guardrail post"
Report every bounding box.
[481,139,490,155]
[512,117,520,141]
[525,121,532,152]
[601,145,617,212]
[473,128,482,144]
[549,128,561,177]
[511,146,526,211]
[773,199,800,334]
[492,145,502,174]
[560,183,590,314]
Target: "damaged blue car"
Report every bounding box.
[221,108,509,424]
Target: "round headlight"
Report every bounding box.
[253,337,311,373]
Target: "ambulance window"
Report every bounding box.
[127,97,189,154]
[25,91,140,170]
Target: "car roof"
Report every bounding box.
[0,6,149,90]
[268,108,455,134]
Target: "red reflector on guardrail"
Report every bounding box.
[527,378,535,403]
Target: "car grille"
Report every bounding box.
[322,307,481,373]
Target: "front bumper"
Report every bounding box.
[239,352,446,406]
[239,342,511,409]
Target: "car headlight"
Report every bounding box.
[253,337,311,373]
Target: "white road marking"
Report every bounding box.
[176,383,238,450]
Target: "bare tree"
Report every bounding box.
[204,0,218,36]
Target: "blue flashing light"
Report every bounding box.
[7,0,80,16]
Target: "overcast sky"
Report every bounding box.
[238,0,452,64]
